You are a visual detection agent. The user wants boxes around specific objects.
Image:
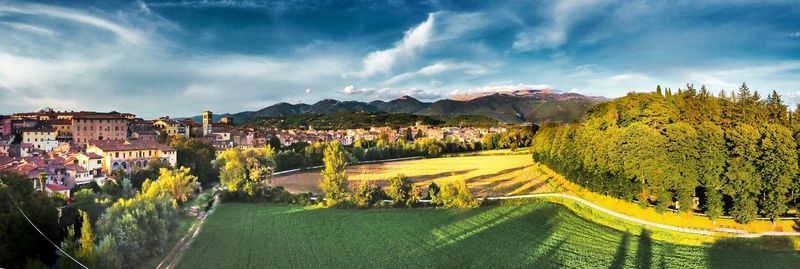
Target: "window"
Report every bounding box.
[115,152,119,158]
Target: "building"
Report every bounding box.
[46,119,72,140]
[21,128,58,152]
[86,139,177,175]
[220,116,233,125]
[153,117,180,136]
[0,116,10,136]
[72,112,129,145]
[0,141,8,157]
[203,111,213,136]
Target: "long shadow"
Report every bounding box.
[635,229,652,269]
[461,165,531,184]
[609,232,630,269]
[706,236,800,268]
[424,204,562,268]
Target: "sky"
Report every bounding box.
[0,0,799,118]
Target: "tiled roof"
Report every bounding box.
[46,184,71,191]
[88,139,174,152]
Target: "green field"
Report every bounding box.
[177,202,800,269]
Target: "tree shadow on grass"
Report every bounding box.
[635,229,652,269]
[609,232,630,269]
[421,204,562,268]
[706,236,800,269]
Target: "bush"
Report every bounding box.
[431,180,478,208]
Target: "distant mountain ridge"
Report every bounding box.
[189,90,607,124]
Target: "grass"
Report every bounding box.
[536,164,800,234]
[270,154,553,197]
[177,202,800,269]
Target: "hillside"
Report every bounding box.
[241,112,502,129]
[206,89,605,124]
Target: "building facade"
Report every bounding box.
[85,139,177,175]
[72,113,129,145]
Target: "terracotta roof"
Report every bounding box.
[73,112,128,120]
[65,164,88,173]
[46,184,71,191]
[88,139,174,152]
[80,152,103,159]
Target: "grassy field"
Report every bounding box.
[177,202,800,269]
[270,154,554,197]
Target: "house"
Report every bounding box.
[86,139,177,175]
[153,117,180,136]
[21,127,58,152]
[131,130,158,141]
[0,141,8,157]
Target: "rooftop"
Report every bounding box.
[88,139,174,152]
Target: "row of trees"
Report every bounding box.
[319,141,478,209]
[273,127,534,172]
[532,83,800,223]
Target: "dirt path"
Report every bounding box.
[156,194,219,269]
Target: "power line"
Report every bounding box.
[0,178,88,269]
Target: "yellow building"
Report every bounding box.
[21,128,58,152]
[153,118,180,136]
[86,139,177,175]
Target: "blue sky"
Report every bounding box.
[1,0,799,117]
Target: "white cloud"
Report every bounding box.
[1,22,56,36]
[305,88,311,94]
[383,61,490,84]
[512,0,608,52]
[341,85,356,94]
[0,4,146,45]
[791,32,800,38]
[338,85,442,100]
[349,13,435,78]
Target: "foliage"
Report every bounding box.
[215,146,276,201]
[385,174,418,207]
[320,141,349,206]
[431,180,479,208]
[143,167,199,205]
[243,112,501,130]
[532,84,800,223]
[170,136,219,187]
[0,172,60,268]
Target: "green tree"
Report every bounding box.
[0,172,60,268]
[320,141,349,206]
[757,124,798,221]
[77,210,95,267]
[385,174,417,207]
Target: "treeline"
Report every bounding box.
[215,142,480,209]
[532,83,800,223]
[273,126,534,171]
[243,112,502,130]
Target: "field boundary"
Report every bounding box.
[273,156,424,176]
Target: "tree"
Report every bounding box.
[215,147,275,200]
[320,141,348,206]
[77,210,95,267]
[385,174,417,207]
[757,124,798,221]
[0,172,60,268]
[144,167,199,205]
[696,122,727,220]
[171,137,219,187]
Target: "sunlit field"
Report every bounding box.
[177,203,800,269]
[270,154,555,197]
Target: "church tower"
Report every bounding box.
[202,111,213,136]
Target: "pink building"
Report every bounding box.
[71,113,129,145]
[0,116,10,136]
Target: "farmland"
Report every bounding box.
[177,202,800,269]
[270,153,554,197]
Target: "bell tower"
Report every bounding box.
[202,111,213,136]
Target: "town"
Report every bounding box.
[0,108,512,198]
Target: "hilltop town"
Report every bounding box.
[0,108,516,197]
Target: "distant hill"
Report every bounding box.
[241,112,501,130]
[188,89,606,124]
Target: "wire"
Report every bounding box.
[0,178,88,269]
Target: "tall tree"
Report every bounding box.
[320,141,349,206]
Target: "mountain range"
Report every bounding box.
[192,89,607,124]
